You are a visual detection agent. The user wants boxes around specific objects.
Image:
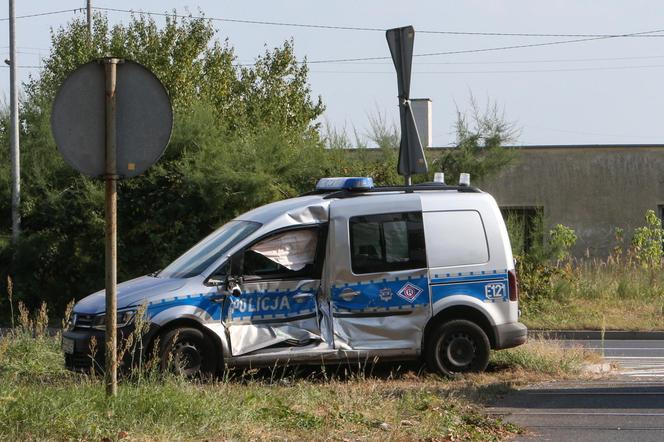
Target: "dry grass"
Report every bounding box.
[522,260,664,330]
[0,303,605,441]
[0,331,602,441]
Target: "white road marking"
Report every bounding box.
[488,411,664,416]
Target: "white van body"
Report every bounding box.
[63,179,527,375]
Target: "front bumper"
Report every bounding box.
[62,328,108,372]
[62,324,157,372]
[492,322,528,349]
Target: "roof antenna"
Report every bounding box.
[386,26,428,186]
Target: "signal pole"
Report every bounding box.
[86,0,92,39]
[103,58,120,397]
[9,0,20,244]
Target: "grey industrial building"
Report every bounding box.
[408,102,662,258]
[478,144,664,258]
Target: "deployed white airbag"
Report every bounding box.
[250,229,317,271]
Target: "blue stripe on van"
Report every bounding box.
[430,273,508,285]
[430,273,510,303]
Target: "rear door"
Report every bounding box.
[326,195,430,351]
[223,225,327,356]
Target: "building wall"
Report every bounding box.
[478,146,664,257]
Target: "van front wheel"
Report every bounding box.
[425,319,490,377]
[159,327,217,378]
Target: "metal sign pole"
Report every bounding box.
[86,0,92,39]
[52,58,171,396]
[103,58,120,397]
[9,0,20,243]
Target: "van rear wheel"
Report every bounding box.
[159,327,217,378]
[425,319,490,377]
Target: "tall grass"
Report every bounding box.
[0,302,601,441]
[521,257,664,330]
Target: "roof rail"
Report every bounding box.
[321,183,481,199]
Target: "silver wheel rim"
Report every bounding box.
[442,332,476,369]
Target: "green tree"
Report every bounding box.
[0,12,325,314]
[632,209,664,269]
[323,98,518,187]
[432,96,518,184]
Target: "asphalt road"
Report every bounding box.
[562,339,664,378]
[487,339,664,441]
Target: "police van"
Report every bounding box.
[62,176,527,377]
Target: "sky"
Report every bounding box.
[3,0,664,146]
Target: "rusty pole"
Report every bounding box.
[87,0,92,40]
[9,0,20,243]
[103,58,120,397]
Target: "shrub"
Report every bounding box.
[632,209,664,269]
[548,224,577,263]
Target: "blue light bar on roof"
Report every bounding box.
[316,177,374,191]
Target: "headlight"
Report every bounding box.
[67,314,77,331]
[91,310,136,330]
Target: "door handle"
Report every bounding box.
[292,292,315,303]
[339,288,360,302]
[208,293,226,303]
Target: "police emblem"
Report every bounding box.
[379,287,393,302]
[397,282,423,303]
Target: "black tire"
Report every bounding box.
[159,327,218,378]
[425,319,490,377]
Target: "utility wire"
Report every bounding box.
[0,8,79,21]
[419,30,664,38]
[0,46,50,50]
[95,6,664,64]
[94,6,664,39]
[309,63,664,74]
[6,6,664,66]
[311,54,664,66]
[307,28,664,63]
[94,6,386,31]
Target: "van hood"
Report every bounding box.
[73,275,188,314]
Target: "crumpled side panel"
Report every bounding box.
[228,319,321,356]
[332,306,428,351]
[224,279,324,356]
[286,203,329,225]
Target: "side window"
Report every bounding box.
[350,212,426,274]
[423,210,489,267]
[243,228,320,279]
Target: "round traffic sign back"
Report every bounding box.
[51,59,173,178]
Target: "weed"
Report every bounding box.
[490,339,593,375]
[0,304,597,441]
[6,276,14,329]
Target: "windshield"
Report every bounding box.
[158,220,261,278]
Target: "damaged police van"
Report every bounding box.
[63,176,527,376]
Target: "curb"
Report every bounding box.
[582,362,613,374]
[529,329,664,340]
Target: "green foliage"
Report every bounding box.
[506,212,577,309]
[431,96,518,183]
[0,14,518,318]
[632,209,664,269]
[0,13,325,314]
[548,224,577,262]
[505,213,526,256]
[515,255,567,307]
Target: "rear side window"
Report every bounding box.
[350,212,426,274]
[423,210,489,267]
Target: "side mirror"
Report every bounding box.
[207,276,225,287]
[226,275,243,297]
